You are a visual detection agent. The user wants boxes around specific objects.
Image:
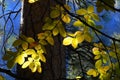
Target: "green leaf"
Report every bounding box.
[76,9,87,15]
[87,69,99,77]
[72,38,78,49]
[87,6,94,13]
[39,40,48,45]
[52,27,59,36]
[22,61,31,69]
[63,37,73,46]
[22,42,28,50]
[50,9,60,18]
[7,59,15,69]
[73,20,83,27]
[12,39,23,47]
[46,36,54,45]
[24,49,36,55]
[95,60,102,68]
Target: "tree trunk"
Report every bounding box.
[17,0,66,80]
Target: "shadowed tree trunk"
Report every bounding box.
[17,0,66,80]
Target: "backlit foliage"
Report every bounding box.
[2,0,120,80]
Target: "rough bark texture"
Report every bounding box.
[17,0,66,80]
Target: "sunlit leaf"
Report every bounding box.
[22,61,31,69]
[76,9,87,15]
[63,37,73,46]
[92,47,100,55]
[24,49,36,55]
[87,69,99,77]
[35,44,41,50]
[22,42,28,50]
[73,20,83,27]
[84,14,91,20]
[61,14,71,23]
[28,0,38,3]
[15,54,25,65]
[87,6,94,13]
[76,34,84,43]
[94,55,101,60]
[50,9,60,18]
[72,38,78,49]
[29,62,37,72]
[37,66,42,73]
[98,66,110,74]
[95,60,102,68]
[52,27,59,36]
[38,53,46,63]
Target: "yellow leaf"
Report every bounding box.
[87,6,94,13]
[26,37,35,43]
[95,60,102,68]
[46,36,54,45]
[76,9,87,15]
[94,55,101,60]
[15,55,25,65]
[84,33,92,42]
[37,33,46,40]
[37,66,42,73]
[22,42,28,50]
[73,20,83,27]
[35,44,41,50]
[50,9,60,18]
[24,49,36,55]
[84,15,91,20]
[64,5,71,10]
[0,75,5,80]
[28,0,38,3]
[22,61,31,69]
[76,35,84,43]
[72,38,78,48]
[62,14,71,23]
[87,69,99,77]
[42,23,55,30]
[58,23,66,37]
[38,52,46,63]
[92,47,100,55]
[91,13,100,21]
[98,66,109,74]
[39,40,48,45]
[52,27,59,36]
[63,37,73,46]
[29,62,37,72]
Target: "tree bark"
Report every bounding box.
[17,0,66,80]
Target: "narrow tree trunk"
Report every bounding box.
[17,0,66,80]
